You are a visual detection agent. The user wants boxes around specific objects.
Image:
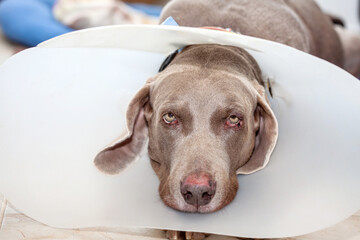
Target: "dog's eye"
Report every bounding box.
[226,114,244,128]
[163,113,178,125]
[229,115,240,124]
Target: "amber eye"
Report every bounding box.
[163,113,177,124]
[229,115,240,124]
[226,114,243,128]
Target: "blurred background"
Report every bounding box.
[0,0,167,64]
[0,0,359,65]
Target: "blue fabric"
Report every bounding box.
[0,0,73,47]
[0,0,162,47]
[161,16,179,26]
[126,3,162,17]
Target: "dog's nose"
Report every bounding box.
[180,172,216,207]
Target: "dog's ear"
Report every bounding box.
[236,93,278,174]
[94,84,150,174]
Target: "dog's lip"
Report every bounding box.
[197,205,216,213]
[162,195,224,213]
[175,202,220,213]
[162,197,211,213]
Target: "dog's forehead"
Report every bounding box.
[150,68,256,111]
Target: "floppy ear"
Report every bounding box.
[236,94,278,174]
[94,84,150,174]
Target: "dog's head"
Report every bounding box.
[94,45,278,213]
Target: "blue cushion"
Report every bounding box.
[0,0,73,46]
[0,0,162,47]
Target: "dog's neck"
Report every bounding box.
[166,44,263,86]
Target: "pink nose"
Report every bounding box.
[180,172,216,207]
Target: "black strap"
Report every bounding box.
[158,49,180,72]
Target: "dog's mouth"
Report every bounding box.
[161,196,218,213]
[181,204,216,213]
[161,195,231,214]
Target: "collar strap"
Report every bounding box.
[158,49,181,72]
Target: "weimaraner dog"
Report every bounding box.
[94,0,359,238]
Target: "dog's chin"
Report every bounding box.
[160,195,233,213]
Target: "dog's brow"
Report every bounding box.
[158,101,189,114]
[213,104,245,119]
[215,92,250,109]
[223,104,245,114]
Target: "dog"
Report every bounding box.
[94,0,359,238]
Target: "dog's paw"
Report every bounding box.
[166,230,207,240]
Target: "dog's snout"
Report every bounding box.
[180,172,216,207]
